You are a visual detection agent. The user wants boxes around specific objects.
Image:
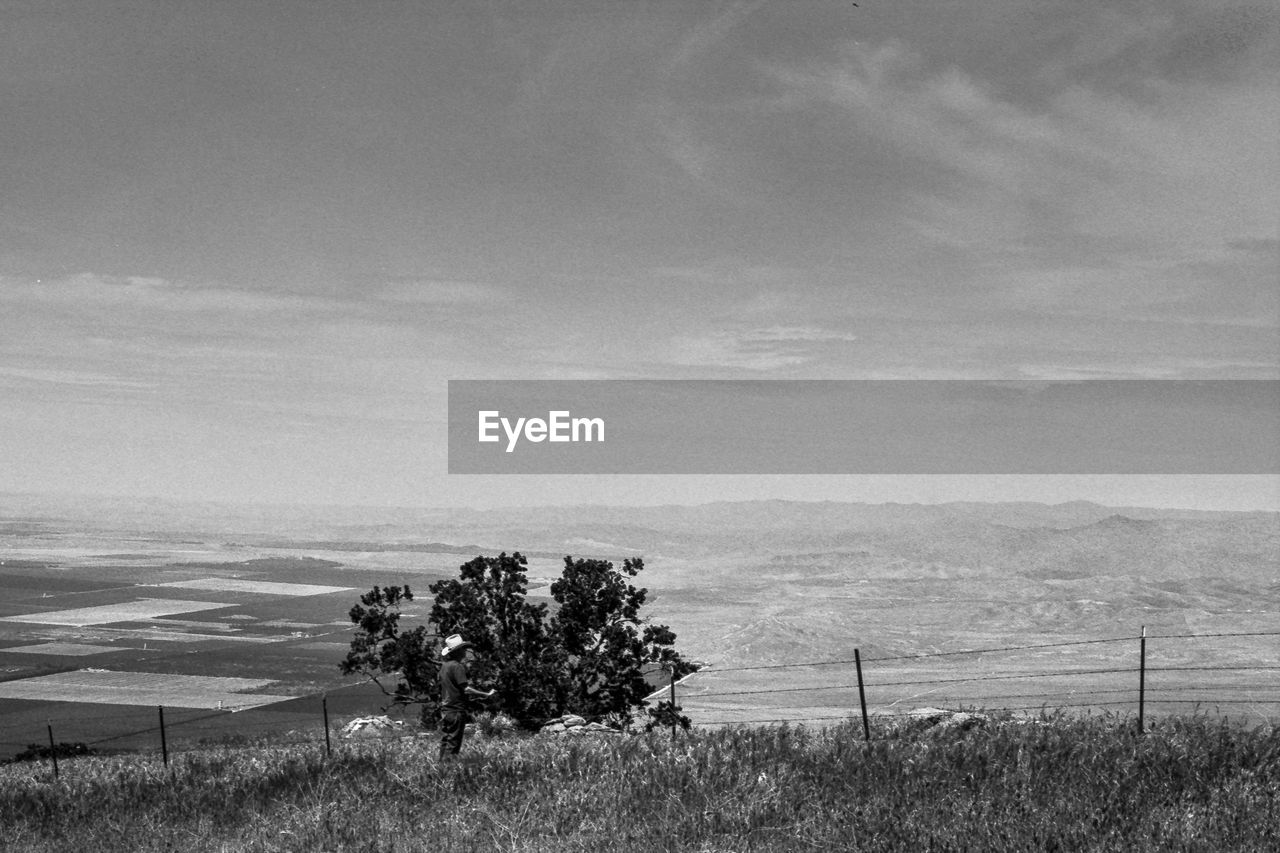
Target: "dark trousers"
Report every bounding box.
[439,710,467,758]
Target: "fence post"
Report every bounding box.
[1137,626,1146,736]
[855,648,870,742]
[159,705,169,767]
[669,670,677,743]
[47,721,59,780]
[323,694,332,757]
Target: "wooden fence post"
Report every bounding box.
[669,670,678,743]
[47,721,59,780]
[323,694,332,757]
[159,705,169,767]
[1137,626,1146,736]
[855,649,870,742]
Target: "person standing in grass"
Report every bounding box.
[437,633,495,759]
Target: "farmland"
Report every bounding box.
[0,507,586,759]
[1,495,1278,759]
[0,549,405,758]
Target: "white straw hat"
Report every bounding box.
[441,634,472,658]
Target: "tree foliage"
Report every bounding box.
[550,556,692,720]
[339,585,435,709]
[342,553,694,729]
[427,553,561,725]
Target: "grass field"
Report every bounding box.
[2,713,1276,852]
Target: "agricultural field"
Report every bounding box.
[2,497,1277,760]
[0,537,503,759]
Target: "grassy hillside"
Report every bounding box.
[3,713,1276,852]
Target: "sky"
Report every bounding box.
[1,1,1277,511]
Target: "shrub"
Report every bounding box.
[8,742,94,763]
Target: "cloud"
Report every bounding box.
[758,28,1277,331]
[3,273,313,315]
[664,332,810,372]
[668,0,768,69]
[661,325,857,373]
[745,326,858,343]
[1035,3,1280,90]
[0,365,156,391]
[0,272,425,402]
[372,279,504,306]
[763,40,1120,219]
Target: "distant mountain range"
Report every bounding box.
[3,493,1275,574]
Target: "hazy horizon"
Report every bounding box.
[4,476,1278,515]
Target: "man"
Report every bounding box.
[437,633,495,759]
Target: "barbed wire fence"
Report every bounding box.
[0,681,383,778]
[1,628,1277,778]
[670,628,1280,732]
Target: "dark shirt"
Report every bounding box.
[439,659,470,713]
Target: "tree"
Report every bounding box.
[341,553,694,730]
[550,556,693,722]
[339,584,437,716]
[427,552,561,726]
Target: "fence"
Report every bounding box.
[2,627,1277,777]
[0,680,383,775]
[670,628,1280,731]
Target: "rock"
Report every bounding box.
[938,711,988,731]
[339,715,406,738]
[904,707,989,732]
[908,707,952,723]
[563,724,621,736]
[537,714,622,736]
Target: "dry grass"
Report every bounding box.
[2,712,1277,852]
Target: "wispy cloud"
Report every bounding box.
[664,331,811,372]
[0,272,439,403]
[660,324,858,373]
[371,279,504,306]
[668,0,767,70]
[5,273,315,315]
[745,326,858,343]
[757,27,1277,331]
[0,365,156,391]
